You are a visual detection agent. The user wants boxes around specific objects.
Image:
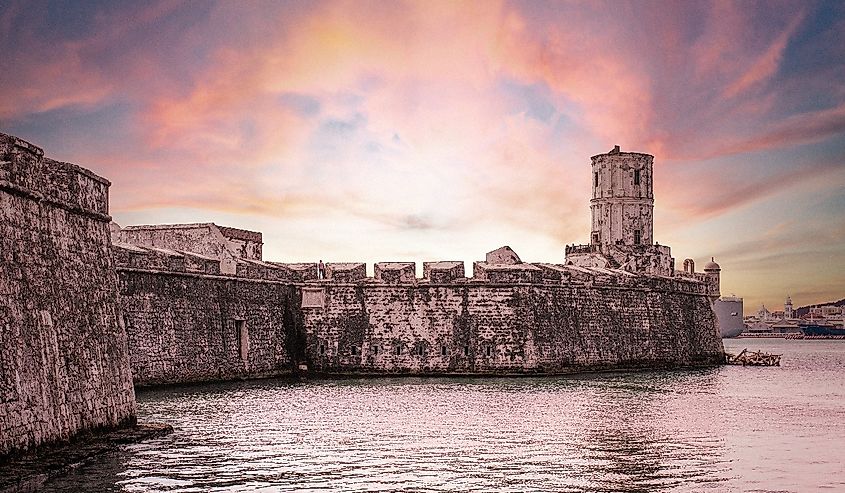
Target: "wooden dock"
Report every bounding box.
[725,348,781,366]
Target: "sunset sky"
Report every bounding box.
[2,0,843,313]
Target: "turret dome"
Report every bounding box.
[703,257,721,271]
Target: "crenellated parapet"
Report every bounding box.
[423,261,465,283]
[113,222,263,274]
[326,263,367,282]
[114,242,294,281]
[473,262,542,284]
[112,238,716,297]
[375,262,416,283]
[1,133,111,222]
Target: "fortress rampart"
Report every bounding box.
[113,241,723,382]
[0,133,135,457]
[300,269,722,375]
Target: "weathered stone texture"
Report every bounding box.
[423,261,465,283]
[325,263,366,282]
[303,274,724,375]
[590,147,654,247]
[117,270,295,386]
[375,262,416,283]
[114,223,263,274]
[0,133,136,457]
[473,262,543,284]
[567,147,675,277]
[485,246,521,264]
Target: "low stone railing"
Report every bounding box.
[564,244,599,255]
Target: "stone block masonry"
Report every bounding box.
[0,133,136,457]
[301,269,724,375]
[113,244,300,386]
[118,269,297,386]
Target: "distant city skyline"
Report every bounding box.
[1,0,843,313]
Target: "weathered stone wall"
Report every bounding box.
[115,223,263,274]
[0,133,136,457]
[117,267,297,386]
[590,147,654,247]
[301,268,724,375]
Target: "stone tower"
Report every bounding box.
[566,145,673,276]
[785,295,793,319]
[590,145,654,247]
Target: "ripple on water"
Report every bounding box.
[37,341,845,492]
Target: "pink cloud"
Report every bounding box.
[723,11,806,99]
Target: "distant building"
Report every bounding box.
[743,296,803,335]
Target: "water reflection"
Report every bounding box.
[38,341,845,492]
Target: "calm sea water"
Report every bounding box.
[42,339,845,492]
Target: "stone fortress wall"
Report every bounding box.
[300,248,723,375]
[111,144,724,383]
[0,133,725,455]
[0,133,136,457]
[113,235,724,381]
[112,236,302,386]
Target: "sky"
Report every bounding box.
[1,0,844,313]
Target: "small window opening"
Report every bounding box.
[351,346,359,356]
[594,172,599,188]
[319,343,325,355]
[440,346,448,356]
[634,169,640,185]
[486,346,492,357]
[373,345,379,355]
[417,346,425,356]
[634,230,641,245]
[463,345,469,356]
[395,345,402,355]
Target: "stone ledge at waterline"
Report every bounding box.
[0,423,173,493]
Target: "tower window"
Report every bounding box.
[594,172,599,188]
[634,169,640,185]
[634,230,641,244]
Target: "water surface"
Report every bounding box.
[42,339,845,492]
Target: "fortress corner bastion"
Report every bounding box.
[1,133,136,457]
